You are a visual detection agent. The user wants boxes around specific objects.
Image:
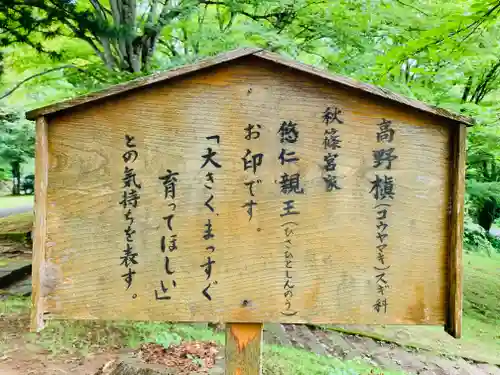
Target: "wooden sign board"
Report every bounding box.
[28,49,469,338]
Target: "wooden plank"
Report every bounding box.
[31,116,49,332]
[225,323,263,375]
[25,50,473,127]
[42,58,451,325]
[445,124,466,338]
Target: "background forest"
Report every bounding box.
[1,0,500,255]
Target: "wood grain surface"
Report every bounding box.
[31,116,49,331]
[40,57,455,325]
[225,323,263,375]
[445,124,467,338]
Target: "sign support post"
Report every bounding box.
[225,323,263,375]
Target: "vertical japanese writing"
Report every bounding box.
[154,170,179,300]
[201,135,221,301]
[119,135,142,297]
[278,120,302,316]
[322,106,343,191]
[370,119,397,314]
[242,124,263,221]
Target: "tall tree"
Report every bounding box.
[0,107,34,195]
[0,0,197,73]
[0,0,308,74]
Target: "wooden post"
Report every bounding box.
[31,116,49,332]
[445,123,467,338]
[225,323,263,375]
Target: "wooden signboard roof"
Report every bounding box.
[26,48,473,126]
[30,48,466,339]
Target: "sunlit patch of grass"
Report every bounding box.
[462,253,500,353]
[263,345,406,375]
[0,212,33,234]
[0,295,30,316]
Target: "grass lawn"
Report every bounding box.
[0,212,33,233]
[0,195,33,210]
[462,252,500,354]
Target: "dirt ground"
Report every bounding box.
[0,352,116,375]
[0,314,116,375]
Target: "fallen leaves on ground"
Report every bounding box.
[138,341,219,374]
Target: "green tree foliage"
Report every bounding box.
[0,0,329,106]
[0,107,34,195]
[0,0,194,73]
[466,125,500,233]
[0,0,311,74]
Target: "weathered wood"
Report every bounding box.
[25,49,473,126]
[40,58,454,325]
[31,115,49,332]
[445,124,466,338]
[225,323,263,375]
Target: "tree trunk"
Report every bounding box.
[461,76,472,103]
[11,161,21,195]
